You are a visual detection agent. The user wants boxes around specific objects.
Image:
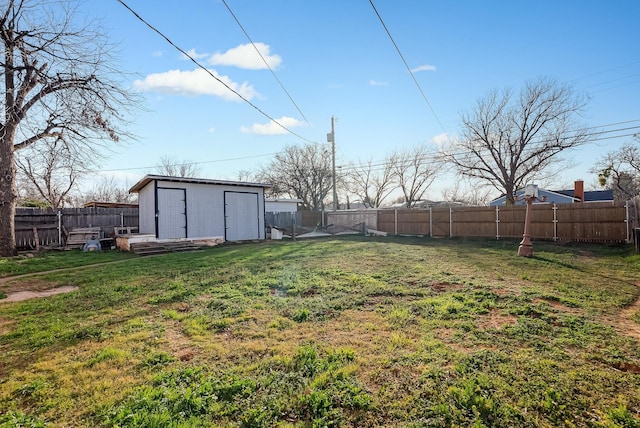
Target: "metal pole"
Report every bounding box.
[331,116,338,211]
[58,210,62,247]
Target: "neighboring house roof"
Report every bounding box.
[129,174,272,193]
[555,189,614,202]
[489,187,614,206]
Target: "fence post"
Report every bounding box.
[33,227,40,251]
[449,207,453,238]
[553,204,558,241]
[429,207,433,237]
[626,201,631,243]
[57,210,62,247]
[121,211,124,228]
[394,209,398,235]
[495,206,500,240]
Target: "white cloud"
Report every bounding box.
[411,64,437,73]
[152,50,163,58]
[133,68,257,101]
[240,116,303,135]
[369,80,389,86]
[431,132,453,147]
[209,43,282,70]
[182,48,210,60]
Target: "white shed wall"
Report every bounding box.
[151,180,265,240]
[137,183,156,235]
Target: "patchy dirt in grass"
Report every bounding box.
[477,309,518,330]
[163,320,199,362]
[0,317,15,335]
[431,281,463,293]
[610,361,640,374]
[610,283,640,342]
[1,285,79,302]
[533,298,583,315]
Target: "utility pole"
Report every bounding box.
[327,116,338,211]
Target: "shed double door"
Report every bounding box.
[225,192,260,241]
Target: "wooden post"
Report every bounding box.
[32,227,40,251]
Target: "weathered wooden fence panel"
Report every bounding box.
[398,210,430,235]
[495,205,525,238]
[451,206,496,237]
[377,210,396,234]
[431,208,449,237]
[14,207,139,250]
[368,202,628,243]
[555,202,627,242]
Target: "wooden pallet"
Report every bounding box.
[129,240,202,256]
[65,227,102,250]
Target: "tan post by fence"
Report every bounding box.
[518,184,546,257]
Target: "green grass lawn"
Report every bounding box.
[1,236,639,427]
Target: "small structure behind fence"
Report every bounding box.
[15,207,139,250]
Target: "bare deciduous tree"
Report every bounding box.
[390,145,440,208]
[259,143,334,210]
[79,176,137,205]
[237,169,259,183]
[0,0,139,255]
[441,77,590,205]
[15,139,86,208]
[593,135,640,200]
[440,181,494,206]
[346,157,396,208]
[153,155,202,178]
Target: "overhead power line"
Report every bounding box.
[368,0,447,136]
[221,0,311,126]
[347,122,640,175]
[115,0,317,144]
[98,120,640,174]
[98,151,279,173]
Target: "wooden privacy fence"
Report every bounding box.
[328,201,630,243]
[15,207,139,250]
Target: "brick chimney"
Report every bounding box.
[574,180,584,203]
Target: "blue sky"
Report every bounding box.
[87,0,640,200]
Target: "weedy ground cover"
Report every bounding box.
[0,236,639,427]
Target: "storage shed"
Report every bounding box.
[129,175,271,242]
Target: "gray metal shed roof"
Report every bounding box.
[129,174,272,193]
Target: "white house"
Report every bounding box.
[129,175,271,242]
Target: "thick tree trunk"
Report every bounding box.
[0,132,18,256]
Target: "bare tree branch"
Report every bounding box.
[346,156,396,208]
[0,0,140,255]
[592,135,640,201]
[390,145,440,208]
[258,143,336,211]
[152,155,202,178]
[441,77,590,205]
